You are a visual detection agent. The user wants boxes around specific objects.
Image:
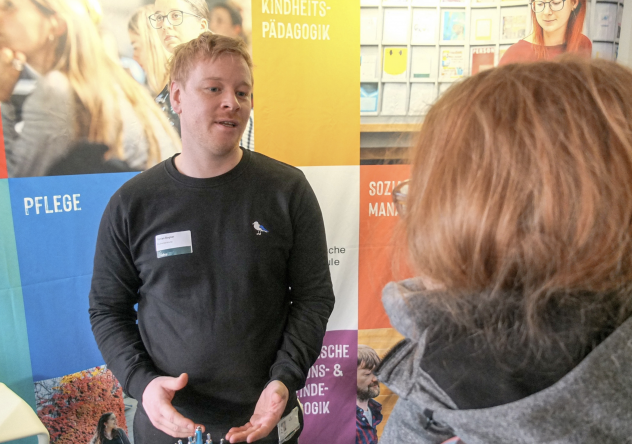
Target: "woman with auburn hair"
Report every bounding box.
[377,57,632,444]
[0,0,180,177]
[499,0,590,64]
[128,5,170,96]
[90,412,131,444]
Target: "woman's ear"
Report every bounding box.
[571,0,579,11]
[201,18,209,31]
[49,14,68,38]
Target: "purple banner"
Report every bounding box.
[297,329,357,444]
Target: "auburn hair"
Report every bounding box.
[531,0,587,59]
[404,57,632,352]
[169,32,252,85]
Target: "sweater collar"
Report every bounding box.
[164,148,251,188]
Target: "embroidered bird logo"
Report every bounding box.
[252,221,269,235]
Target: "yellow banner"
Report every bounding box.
[252,0,360,166]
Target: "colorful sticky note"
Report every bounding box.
[383,47,408,76]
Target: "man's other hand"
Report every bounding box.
[225,380,289,443]
[142,373,205,437]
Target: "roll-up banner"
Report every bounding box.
[252,1,360,441]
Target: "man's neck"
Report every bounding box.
[357,398,370,411]
[175,146,243,178]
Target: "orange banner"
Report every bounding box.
[359,164,411,330]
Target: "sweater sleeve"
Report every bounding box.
[88,195,161,401]
[268,176,335,393]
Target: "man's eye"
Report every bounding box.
[208,87,219,92]
[237,91,249,97]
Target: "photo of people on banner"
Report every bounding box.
[0,0,252,179]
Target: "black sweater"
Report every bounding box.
[89,149,335,424]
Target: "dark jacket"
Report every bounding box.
[376,279,632,444]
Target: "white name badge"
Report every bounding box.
[155,230,192,258]
[278,406,300,444]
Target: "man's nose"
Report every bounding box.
[222,92,241,110]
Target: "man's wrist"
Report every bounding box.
[126,366,161,401]
[268,380,288,392]
[268,364,303,395]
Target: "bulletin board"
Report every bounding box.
[360,0,625,119]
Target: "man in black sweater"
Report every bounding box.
[89,33,335,444]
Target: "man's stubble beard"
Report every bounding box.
[357,383,380,401]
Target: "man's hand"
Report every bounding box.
[225,380,289,443]
[142,373,204,437]
[0,48,24,103]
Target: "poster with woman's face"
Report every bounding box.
[0,0,252,179]
[497,0,595,65]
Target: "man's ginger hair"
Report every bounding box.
[168,32,253,86]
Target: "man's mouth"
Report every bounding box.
[217,121,237,128]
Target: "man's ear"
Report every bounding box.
[170,80,183,115]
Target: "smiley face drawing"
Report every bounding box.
[384,47,408,76]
